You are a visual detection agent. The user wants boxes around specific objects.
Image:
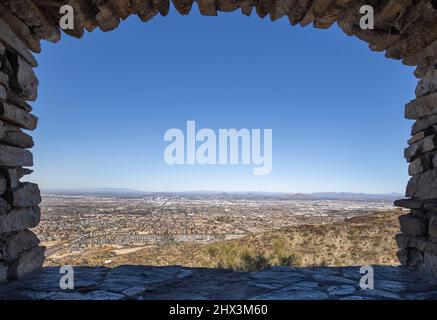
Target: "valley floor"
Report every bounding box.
[42,210,403,270]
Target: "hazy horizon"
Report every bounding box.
[40,187,403,197]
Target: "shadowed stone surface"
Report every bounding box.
[0,206,40,234]
[4,182,41,208]
[0,0,437,280]
[0,265,436,300]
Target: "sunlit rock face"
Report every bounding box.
[0,0,437,280]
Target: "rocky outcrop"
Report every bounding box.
[0,14,43,284]
[0,144,33,167]
[0,0,434,64]
[396,53,437,274]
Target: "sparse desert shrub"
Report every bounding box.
[276,255,294,266]
[272,238,287,256]
[205,236,301,272]
[239,252,271,272]
[207,246,218,258]
[270,238,301,266]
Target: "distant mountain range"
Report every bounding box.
[42,188,146,197]
[41,188,403,201]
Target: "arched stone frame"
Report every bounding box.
[0,0,437,283]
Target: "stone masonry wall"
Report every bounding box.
[395,48,437,274]
[0,20,44,283]
[0,1,437,281]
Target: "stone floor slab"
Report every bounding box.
[0,265,435,300]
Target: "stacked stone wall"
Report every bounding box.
[0,19,44,283]
[395,48,437,273]
[0,0,437,280]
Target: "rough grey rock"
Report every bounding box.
[311,273,356,285]
[405,92,437,120]
[0,85,6,101]
[409,210,429,219]
[397,248,410,266]
[85,290,125,300]
[327,285,357,296]
[0,72,8,87]
[0,17,37,67]
[399,215,428,236]
[0,206,40,233]
[339,295,368,300]
[44,292,89,300]
[0,262,7,283]
[6,91,32,113]
[409,248,424,267]
[0,198,10,215]
[413,114,437,135]
[406,169,437,200]
[0,0,437,282]
[404,135,437,162]
[418,252,437,275]
[250,289,329,300]
[0,143,33,167]
[0,265,436,300]
[396,234,437,255]
[0,176,6,195]
[5,182,41,208]
[244,270,306,285]
[2,169,19,189]
[2,124,21,132]
[406,290,437,300]
[409,36,437,66]
[6,1,61,43]
[0,122,5,141]
[11,246,45,279]
[409,156,433,176]
[16,56,38,101]
[0,120,4,139]
[0,230,40,261]
[424,201,437,211]
[404,141,421,162]
[394,198,423,209]
[17,168,32,179]
[358,289,401,300]
[416,70,437,97]
[408,131,428,145]
[0,102,37,130]
[428,216,437,238]
[121,286,147,298]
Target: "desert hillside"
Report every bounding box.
[44,210,403,270]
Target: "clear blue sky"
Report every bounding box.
[29,9,416,194]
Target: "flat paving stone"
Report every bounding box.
[327,285,357,296]
[0,265,435,300]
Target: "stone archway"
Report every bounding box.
[0,0,437,282]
